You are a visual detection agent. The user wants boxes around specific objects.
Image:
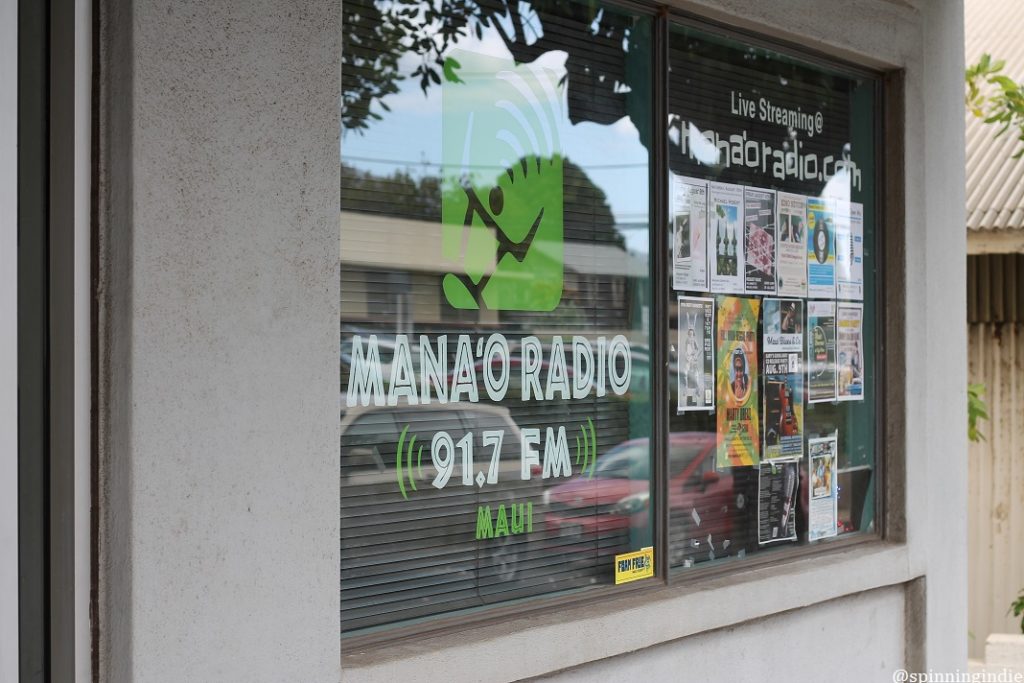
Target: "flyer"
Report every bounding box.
[808,435,839,542]
[807,300,837,404]
[672,175,709,292]
[763,299,804,460]
[806,196,836,298]
[837,302,865,401]
[716,296,760,468]
[677,296,715,413]
[836,201,864,300]
[758,459,799,545]
[776,192,808,297]
[707,182,745,294]
[743,187,777,295]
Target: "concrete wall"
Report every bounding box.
[544,586,906,682]
[97,0,967,681]
[97,1,341,681]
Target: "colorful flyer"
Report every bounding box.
[808,435,839,541]
[776,192,808,297]
[807,300,837,404]
[672,175,709,292]
[836,201,864,300]
[837,302,865,401]
[762,299,804,460]
[707,182,745,294]
[677,296,715,413]
[758,459,799,545]
[806,196,836,298]
[743,187,777,295]
[716,296,760,468]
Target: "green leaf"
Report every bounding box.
[442,56,464,84]
[1008,589,1024,634]
[991,75,1018,91]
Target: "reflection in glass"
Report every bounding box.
[341,0,653,634]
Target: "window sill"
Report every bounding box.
[340,540,914,682]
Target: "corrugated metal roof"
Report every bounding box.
[966,0,1024,232]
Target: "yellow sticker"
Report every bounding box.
[614,547,654,585]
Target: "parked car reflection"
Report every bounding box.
[541,432,752,570]
[340,402,547,631]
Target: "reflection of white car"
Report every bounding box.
[341,335,420,385]
[340,402,541,632]
[340,402,524,485]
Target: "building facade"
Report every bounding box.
[5,0,968,681]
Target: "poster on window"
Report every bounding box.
[763,299,804,460]
[806,197,836,298]
[677,296,715,413]
[808,434,839,541]
[836,201,864,300]
[837,302,865,401]
[807,300,837,404]
[776,192,808,298]
[758,459,799,545]
[672,176,709,292]
[743,187,777,295]
[716,296,760,468]
[708,182,745,294]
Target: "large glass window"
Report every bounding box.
[341,0,654,635]
[340,4,883,639]
[666,23,878,570]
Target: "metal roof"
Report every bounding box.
[966,0,1024,233]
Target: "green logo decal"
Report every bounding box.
[575,417,598,478]
[441,50,564,312]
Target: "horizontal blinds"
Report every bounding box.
[341,0,653,634]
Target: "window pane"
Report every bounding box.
[341,0,653,635]
[666,23,878,570]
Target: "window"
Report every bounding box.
[341,3,882,640]
[341,0,654,636]
[665,23,879,568]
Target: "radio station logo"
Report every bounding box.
[441,49,564,312]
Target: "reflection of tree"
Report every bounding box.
[342,0,408,135]
[342,158,624,248]
[561,160,624,248]
[341,164,442,221]
[342,0,649,142]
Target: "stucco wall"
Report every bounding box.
[97,1,341,681]
[544,585,906,682]
[98,0,966,681]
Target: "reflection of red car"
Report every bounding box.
[542,433,745,567]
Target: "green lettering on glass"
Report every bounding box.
[474,502,532,540]
[476,506,494,540]
[510,503,525,535]
[494,504,509,537]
